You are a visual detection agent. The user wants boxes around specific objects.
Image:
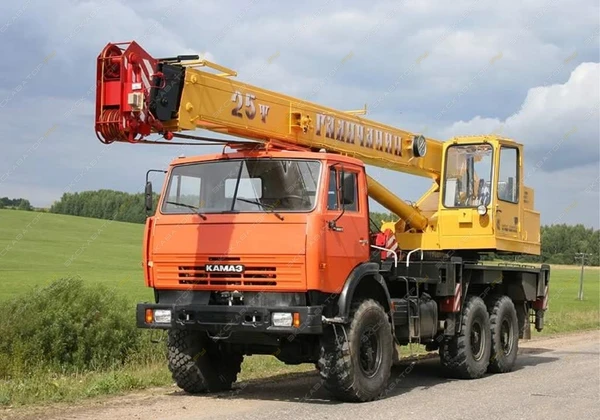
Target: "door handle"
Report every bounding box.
[359,239,369,245]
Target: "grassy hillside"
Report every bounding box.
[0,209,151,302]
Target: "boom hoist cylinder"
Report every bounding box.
[367,176,428,231]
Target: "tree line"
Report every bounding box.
[0,197,32,211]
[536,224,598,266]
[5,191,597,266]
[49,190,156,224]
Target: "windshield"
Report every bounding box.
[443,144,493,208]
[161,159,321,214]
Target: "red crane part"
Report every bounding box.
[95,41,160,143]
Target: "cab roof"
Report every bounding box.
[169,149,365,167]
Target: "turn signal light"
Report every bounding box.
[145,309,153,323]
[293,312,301,328]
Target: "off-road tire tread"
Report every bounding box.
[487,295,519,373]
[440,296,491,379]
[317,299,393,402]
[167,330,243,393]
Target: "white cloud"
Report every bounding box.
[528,165,599,227]
[441,62,600,171]
[438,62,599,227]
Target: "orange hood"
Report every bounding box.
[147,217,307,292]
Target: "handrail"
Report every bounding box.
[371,245,399,268]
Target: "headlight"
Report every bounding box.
[477,204,488,216]
[272,312,293,327]
[153,309,172,324]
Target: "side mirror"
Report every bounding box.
[339,168,345,204]
[329,166,346,232]
[145,181,153,213]
[342,173,354,206]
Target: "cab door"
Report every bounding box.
[323,165,370,292]
[495,146,521,240]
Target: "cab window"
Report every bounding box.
[327,168,338,210]
[443,144,493,208]
[498,147,519,203]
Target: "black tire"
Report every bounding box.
[167,330,243,393]
[487,295,519,373]
[440,296,491,379]
[318,299,393,402]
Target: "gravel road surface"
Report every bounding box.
[7,330,599,420]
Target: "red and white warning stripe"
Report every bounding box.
[384,230,398,253]
[141,58,154,91]
[453,282,462,312]
[542,284,549,309]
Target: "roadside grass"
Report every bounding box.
[0,360,169,407]
[0,210,598,408]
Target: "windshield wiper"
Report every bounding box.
[165,201,207,220]
[235,198,284,221]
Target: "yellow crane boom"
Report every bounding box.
[95,41,440,230]
[170,65,442,180]
[166,57,441,230]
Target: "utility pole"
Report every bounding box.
[574,252,592,301]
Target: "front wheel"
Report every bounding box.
[167,330,243,393]
[318,299,394,402]
[440,296,491,379]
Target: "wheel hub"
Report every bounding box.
[359,326,382,378]
[470,320,485,361]
[500,318,514,355]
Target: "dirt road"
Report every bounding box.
[8,331,600,420]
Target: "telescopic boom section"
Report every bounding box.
[95,41,442,229]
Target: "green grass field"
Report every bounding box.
[539,266,599,334]
[0,209,151,303]
[0,209,598,407]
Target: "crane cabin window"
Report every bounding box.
[498,147,519,203]
[161,159,321,214]
[443,144,493,208]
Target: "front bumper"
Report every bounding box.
[136,303,323,334]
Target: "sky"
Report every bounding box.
[0,0,598,227]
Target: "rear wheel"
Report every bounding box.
[318,299,393,402]
[440,296,491,379]
[487,296,519,373]
[167,330,243,393]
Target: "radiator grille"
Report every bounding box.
[153,255,304,290]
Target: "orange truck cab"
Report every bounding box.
[139,149,376,336]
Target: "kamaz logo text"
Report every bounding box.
[205,264,245,273]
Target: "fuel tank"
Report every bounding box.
[392,293,439,344]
